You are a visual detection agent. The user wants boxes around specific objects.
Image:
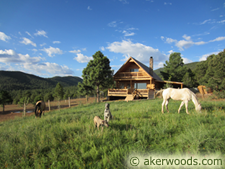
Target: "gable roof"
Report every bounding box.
[114,56,163,81]
[132,57,163,81]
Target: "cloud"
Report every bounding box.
[100,46,105,51]
[23,62,74,76]
[41,46,63,57]
[200,19,212,25]
[218,20,225,23]
[211,8,219,11]
[119,0,129,4]
[122,30,135,36]
[108,21,118,27]
[0,32,11,42]
[40,43,46,47]
[162,34,225,51]
[69,49,81,53]
[199,51,220,61]
[182,57,192,64]
[182,34,191,41]
[53,41,61,44]
[155,62,164,69]
[74,53,92,63]
[209,36,225,42]
[0,49,73,76]
[34,30,48,38]
[106,39,167,64]
[166,37,177,44]
[164,2,172,5]
[87,6,92,10]
[20,37,37,47]
[168,50,174,54]
[25,31,33,38]
[0,49,42,64]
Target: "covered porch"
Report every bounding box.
[108,78,155,101]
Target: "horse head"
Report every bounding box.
[196,103,202,112]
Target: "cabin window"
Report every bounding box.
[127,84,131,89]
[119,83,124,89]
[130,69,139,72]
[134,83,147,89]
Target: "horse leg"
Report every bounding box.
[185,101,189,114]
[40,110,42,118]
[165,99,169,113]
[178,101,185,113]
[162,99,166,113]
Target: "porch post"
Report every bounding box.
[181,83,183,89]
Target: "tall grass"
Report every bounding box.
[0,99,225,168]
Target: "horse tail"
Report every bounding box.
[155,89,164,97]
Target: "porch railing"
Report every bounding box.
[108,89,128,96]
[115,72,149,79]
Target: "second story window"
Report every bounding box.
[130,69,138,72]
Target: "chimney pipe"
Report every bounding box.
[149,56,153,76]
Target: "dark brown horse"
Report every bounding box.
[35,100,46,118]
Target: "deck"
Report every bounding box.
[108,88,155,100]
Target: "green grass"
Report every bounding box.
[0,99,225,168]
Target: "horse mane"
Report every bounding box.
[189,90,199,105]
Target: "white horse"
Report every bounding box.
[156,88,201,114]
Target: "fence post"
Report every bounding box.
[58,99,60,110]
[68,97,70,108]
[23,102,26,117]
[48,100,51,111]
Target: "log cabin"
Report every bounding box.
[108,56,183,101]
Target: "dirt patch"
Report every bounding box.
[0,97,98,123]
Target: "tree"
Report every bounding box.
[182,68,197,88]
[54,82,64,100]
[54,82,64,109]
[44,93,54,102]
[80,51,113,102]
[194,49,225,98]
[0,90,13,113]
[18,91,32,116]
[160,52,187,82]
[33,94,44,105]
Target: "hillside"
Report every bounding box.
[154,61,200,78]
[0,71,83,91]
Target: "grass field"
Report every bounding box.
[0,98,225,168]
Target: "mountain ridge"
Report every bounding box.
[0,71,83,91]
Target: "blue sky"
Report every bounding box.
[0,0,225,78]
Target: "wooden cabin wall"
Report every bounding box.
[122,62,139,72]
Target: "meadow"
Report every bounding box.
[0,98,225,168]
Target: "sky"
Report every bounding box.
[0,0,225,78]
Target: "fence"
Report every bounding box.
[1,96,101,115]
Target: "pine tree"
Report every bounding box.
[195,49,225,98]
[183,68,197,87]
[160,52,187,82]
[80,51,113,102]
[0,90,13,113]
